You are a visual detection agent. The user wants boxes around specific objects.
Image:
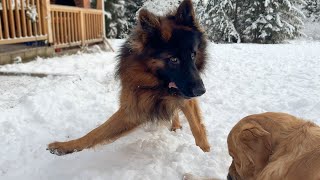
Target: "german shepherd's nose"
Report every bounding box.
[188,80,206,97]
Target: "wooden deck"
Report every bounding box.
[0,0,104,47]
[0,0,105,65]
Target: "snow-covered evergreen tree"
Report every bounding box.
[241,0,306,43]
[124,0,145,36]
[142,0,181,15]
[304,0,320,22]
[200,0,240,42]
[198,0,306,43]
[104,0,127,38]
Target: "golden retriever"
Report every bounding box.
[184,112,320,180]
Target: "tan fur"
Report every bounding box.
[171,111,182,131]
[146,59,166,74]
[227,112,320,180]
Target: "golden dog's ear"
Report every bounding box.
[239,123,272,168]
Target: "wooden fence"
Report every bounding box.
[0,0,104,48]
[50,5,103,48]
[0,0,49,44]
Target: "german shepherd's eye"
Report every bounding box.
[191,52,196,60]
[170,57,180,64]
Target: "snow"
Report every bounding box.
[303,21,320,40]
[1,39,320,180]
[26,5,38,23]
[142,0,181,15]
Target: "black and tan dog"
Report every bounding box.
[47,0,210,156]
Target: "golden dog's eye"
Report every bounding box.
[170,57,179,64]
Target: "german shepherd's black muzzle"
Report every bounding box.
[170,62,206,99]
[182,78,206,98]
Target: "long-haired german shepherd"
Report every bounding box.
[48,0,210,155]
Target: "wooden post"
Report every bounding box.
[61,12,65,43]
[14,0,22,37]
[67,12,71,43]
[2,0,10,39]
[97,0,102,10]
[80,10,85,45]
[71,13,75,43]
[102,0,105,39]
[44,0,53,43]
[51,11,56,44]
[63,12,67,43]
[56,11,60,44]
[74,13,78,41]
[36,0,42,35]
[0,14,2,39]
[8,0,16,38]
[21,0,27,37]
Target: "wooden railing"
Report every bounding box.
[0,0,49,45]
[50,5,103,48]
[0,1,104,48]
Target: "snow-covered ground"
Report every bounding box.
[0,40,320,180]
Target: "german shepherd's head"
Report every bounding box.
[117,0,207,99]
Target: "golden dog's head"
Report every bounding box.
[227,118,272,180]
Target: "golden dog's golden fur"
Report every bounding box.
[185,112,320,180]
[228,112,320,180]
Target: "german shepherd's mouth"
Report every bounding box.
[168,81,206,99]
[168,82,182,97]
[168,82,178,89]
[168,82,193,99]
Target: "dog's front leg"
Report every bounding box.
[47,108,141,156]
[171,111,182,131]
[181,99,210,152]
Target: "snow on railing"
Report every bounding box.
[1,1,104,48]
[0,0,49,45]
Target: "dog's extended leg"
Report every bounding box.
[181,99,210,152]
[47,108,141,156]
[171,111,182,131]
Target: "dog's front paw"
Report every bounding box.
[171,125,182,131]
[47,141,78,156]
[200,145,211,152]
[196,142,211,152]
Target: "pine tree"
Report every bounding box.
[241,0,306,43]
[195,0,307,43]
[104,0,127,38]
[304,0,320,22]
[124,0,145,36]
[198,0,240,43]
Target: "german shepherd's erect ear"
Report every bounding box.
[138,9,160,33]
[175,0,196,27]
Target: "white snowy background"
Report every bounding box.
[0,37,320,180]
